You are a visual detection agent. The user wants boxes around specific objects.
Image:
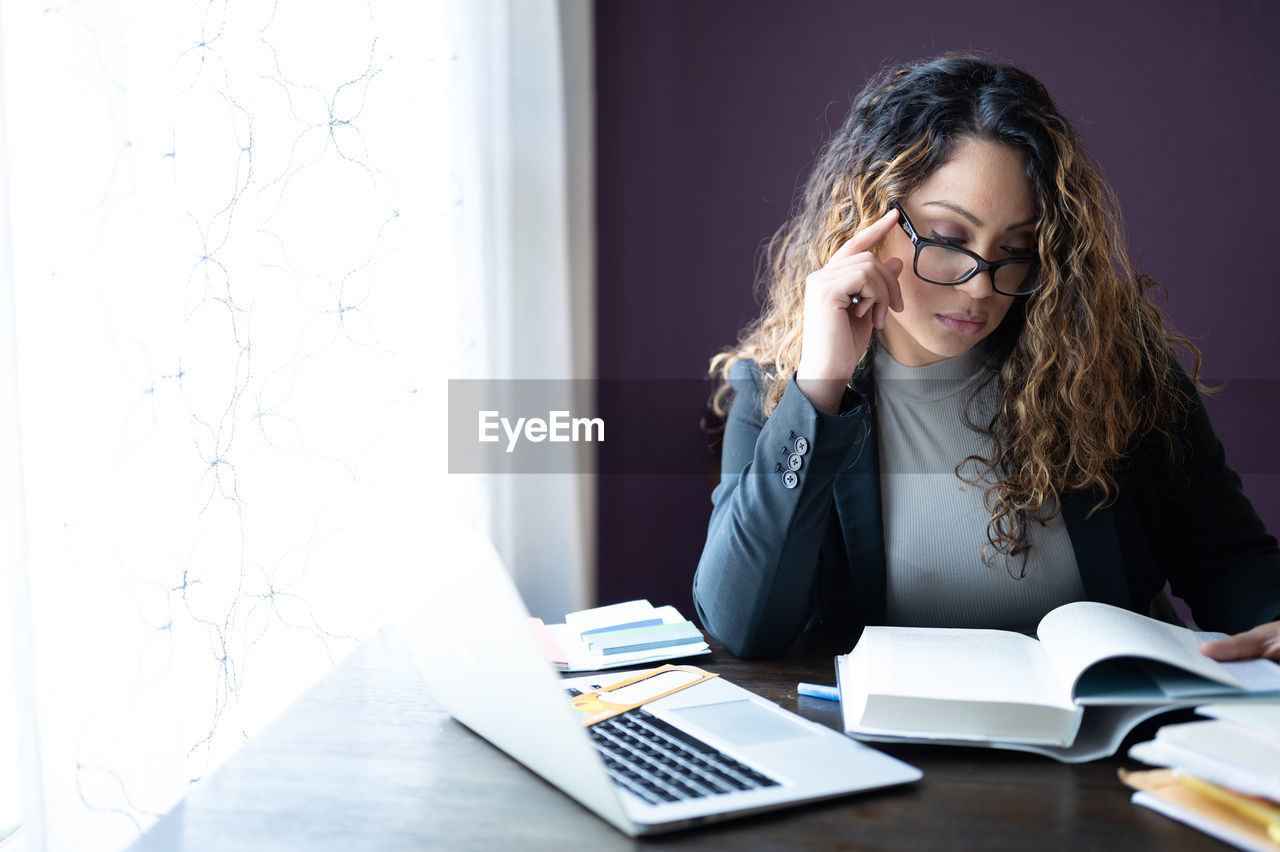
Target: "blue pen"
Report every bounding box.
[797,682,839,702]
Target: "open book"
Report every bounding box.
[836,601,1280,762]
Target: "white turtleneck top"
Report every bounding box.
[873,341,1084,632]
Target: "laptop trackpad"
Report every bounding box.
[667,700,818,747]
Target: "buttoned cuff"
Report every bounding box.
[761,374,869,490]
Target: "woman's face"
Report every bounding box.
[878,138,1037,367]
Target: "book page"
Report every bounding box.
[850,704,1166,762]
[1155,720,1280,800]
[1197,703,1280,741]
[1035,601,1240,697]
[855,627,1074,709]
[563,599,659,635]
[544,622,708,672]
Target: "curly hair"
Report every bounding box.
[710,53,1203,562]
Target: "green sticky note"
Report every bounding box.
[586,621,703,656]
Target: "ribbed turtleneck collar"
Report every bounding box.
[872,339,994,403]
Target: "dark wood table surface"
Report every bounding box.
[131,625,1222,851]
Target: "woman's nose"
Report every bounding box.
[956,269,996,299]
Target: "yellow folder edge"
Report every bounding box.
[1177,773,1280,842]
[571,664,718,727]
[1119,768,1280,848]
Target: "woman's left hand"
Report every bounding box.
[1199,621,1280,662]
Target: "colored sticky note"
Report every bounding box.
[586,621,703,656]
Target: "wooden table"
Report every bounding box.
[130,626,1220,850]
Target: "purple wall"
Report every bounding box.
[594,0,1280,612]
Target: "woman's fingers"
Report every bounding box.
[873,300,888,329]
[856,255,902,315]
[824,250,903,314]
[1199,621,1280,661]
[796,208,906,412]
[853,258,903,318]
[830,208,900,262]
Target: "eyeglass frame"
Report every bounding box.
[888,200,1042,296]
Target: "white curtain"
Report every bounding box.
[454,0,597,620]
[0,0,594,848]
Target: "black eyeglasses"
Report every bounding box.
[890,201,1042,296]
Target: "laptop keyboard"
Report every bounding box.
[584,707,780,806]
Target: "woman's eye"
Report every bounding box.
[929,230,965,245]
[1002,245,1035,257]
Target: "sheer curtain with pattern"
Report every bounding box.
[0,1,594,849]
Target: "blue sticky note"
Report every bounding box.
[586,621,703,656]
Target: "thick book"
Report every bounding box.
[836,601,1280,762]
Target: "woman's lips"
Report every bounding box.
[936,313,987,334]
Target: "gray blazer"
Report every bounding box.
[692,359,1280,659]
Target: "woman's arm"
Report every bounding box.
[692,359,872,658]
[1155,370,1280,640]
[695,210,901,657]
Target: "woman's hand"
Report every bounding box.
[1199,621,1280,662]
[796,209,904,414]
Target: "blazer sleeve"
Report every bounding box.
[692,360,872,658]
[1156,372,1280,633]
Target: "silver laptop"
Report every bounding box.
[397,537,921,836]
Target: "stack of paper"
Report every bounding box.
[528,599,709,672]
[1123,703,1280,851]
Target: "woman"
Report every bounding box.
[692,54,1280,661]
